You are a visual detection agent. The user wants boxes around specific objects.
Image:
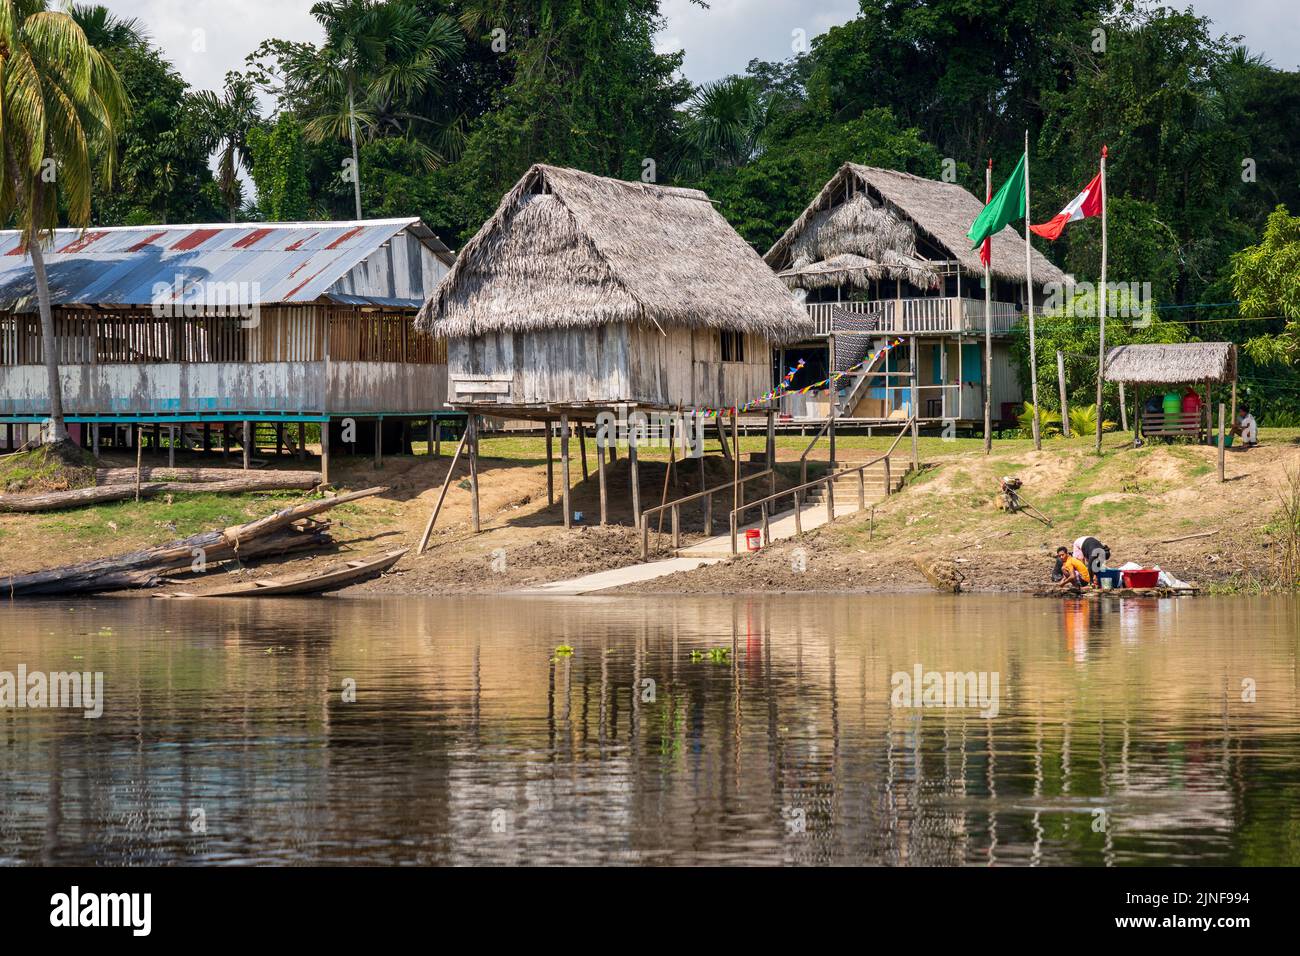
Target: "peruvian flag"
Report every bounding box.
[1030,170,1102,240]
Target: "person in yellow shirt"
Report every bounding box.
[1054,546,1091,589]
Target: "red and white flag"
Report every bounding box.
[979,159,992,267]
[1030,171,1102,241]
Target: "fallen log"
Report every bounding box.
[0,475,320,513]
[0,483,169,513]
[0,486,386,596]
[97,467,321,485]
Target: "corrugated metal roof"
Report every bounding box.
[0,218,455,312]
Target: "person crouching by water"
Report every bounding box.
[1073,535,1111,587]
[1055,546,1092,590]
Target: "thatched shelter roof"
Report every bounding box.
[777,251,940,292]
[765,163,1067,287]
[416,164,810,341]
[1104,342,1237,386]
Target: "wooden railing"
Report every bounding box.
[639,467,773,561]
[804,298,1021,336]
[728,419,915,554]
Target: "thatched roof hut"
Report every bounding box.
[1104,342,1238,385]
[765,163,1067,288]
[417,164,810,340]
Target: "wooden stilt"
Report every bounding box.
[1118,382,1129,433]
[153,423,161,456]
[416,429,470,553]
[242,421,251,470]
[579,424,589,481]
[597,425,608,526]
[629,425,641,528]
[92,423,100,459]
[468,415,481,533]
[222,423,230,463]
[276,422,284,458]
[732,410,741,512]
[320,421,331,485]
[546,420,554,506]
[560,413,572,529]
[1132,387,1141,446]
[716,416,732,461]
[135,426,144,502]
[374,419,383,470]
[202,423,211,454]
[297,422,306,461]
[168,426,176,468]
[766,408,776,498]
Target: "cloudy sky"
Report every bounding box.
[114,0,1298,95]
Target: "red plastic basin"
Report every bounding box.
[1122,569,1160,589]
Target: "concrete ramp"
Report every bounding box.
[513,557,725,596]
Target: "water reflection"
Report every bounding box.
[0,594,1297,865]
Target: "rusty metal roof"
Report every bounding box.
[0,218,455,312]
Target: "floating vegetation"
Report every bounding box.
[552,644,575,661]
[691,647,731,664]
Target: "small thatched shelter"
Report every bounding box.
[1104,342,1239,442]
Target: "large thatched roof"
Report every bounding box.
[416,164,810,340]
[1104,342,1237,385]
[766,163,1067,287]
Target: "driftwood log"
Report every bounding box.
[97,467,321,485]
[0,486,385,596]
[0,474,321,513]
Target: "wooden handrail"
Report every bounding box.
[729,417,915,554]
[639,466,773,560]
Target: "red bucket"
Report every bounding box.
[1122,569,1160,589]
[744,529,762,551]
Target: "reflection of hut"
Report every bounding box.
[416,163,810,528]
[766,164,1065,426]
[1104,342,1238,444]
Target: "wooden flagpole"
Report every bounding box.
[1024,129,1041,450]
[1094,145,1108,455]
[983,159,993,455]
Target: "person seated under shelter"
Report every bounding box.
[1232,405,1258,448]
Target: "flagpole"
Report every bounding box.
[1094,144,1108,454]
[1024,129,1041,450]
[983,159,993,455]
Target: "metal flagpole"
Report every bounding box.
[983,159,993,455]
[1024,129,1041,450]
[1094,145,1108,454]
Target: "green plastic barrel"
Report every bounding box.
[1163,391,1181,430]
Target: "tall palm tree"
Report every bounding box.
[193,72,262,220]
[1,0,128,445]
[69,3,146,50]
[675,76,777,179]
[283,0,464,217]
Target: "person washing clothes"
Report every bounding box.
[1072,535,1113,588]
[1055,547,1091,590]
[1232,405,1258,448]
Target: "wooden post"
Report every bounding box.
[545,420,554,506]
[5,424,12,452]
[297,422,306,461]
[983,158,994,455]
[168,426,176,468]
[1057,350,1071,438]
[1118,382,1129,433]
[1132,387,1141,446]
[434,417,442,458]
[374,419,383,470]
[766,408,776,498]
[1218,403,1226,482]
[416,429,470,553]
[731,410,741,513]
[202,423,211,454]
[1024,129,1042,451]
[828,403,837,471]
[578,423,589,481]
[242,421,251,470]
[1229,378,1238,446]
[320,421,331,485]
[560,413,572,529]
[275,422,284,458]
[222,423,230,463]
[468,414,481,533]
[134,425,143,502]
[597,424,608,526]
[629,422,641,529]
[1094,145,1109,455]
[91,423,100,459]
[909,336,919,470]
[153,423,161,456]
[716,416,732,462]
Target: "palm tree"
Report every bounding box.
[675,76,777,179]
[1,0,128,445]
[193,72,262,220]
[69,3,146,50]
[283,0,464,217]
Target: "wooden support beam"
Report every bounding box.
[579,423,589,481]
[168,426,175,468]
[560,413,572,529]
[766,409,776,498]
[1057,350,1071,438]
[297,422,306,461]
[275,422,284,458]
[92,423,100,459]
[597,425,608,526]
[433,416,441,458]
[629,424,641,528]
[416,429,470,553]
[320,421,331,485]
[1118,382,1129,433]
[468,415,481,533]
[374,419,383,470]
[1218,403,1226,482]
[202,423,211,454]
[545,420,555,506]
[242,421,251,470]
[222,423,230,463]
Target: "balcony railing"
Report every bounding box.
[802,297,1022,337]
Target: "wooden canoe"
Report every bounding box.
[158,548,407,598]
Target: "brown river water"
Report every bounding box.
[0,593,1297,866]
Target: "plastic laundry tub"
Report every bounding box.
[1122,569,1160,589]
